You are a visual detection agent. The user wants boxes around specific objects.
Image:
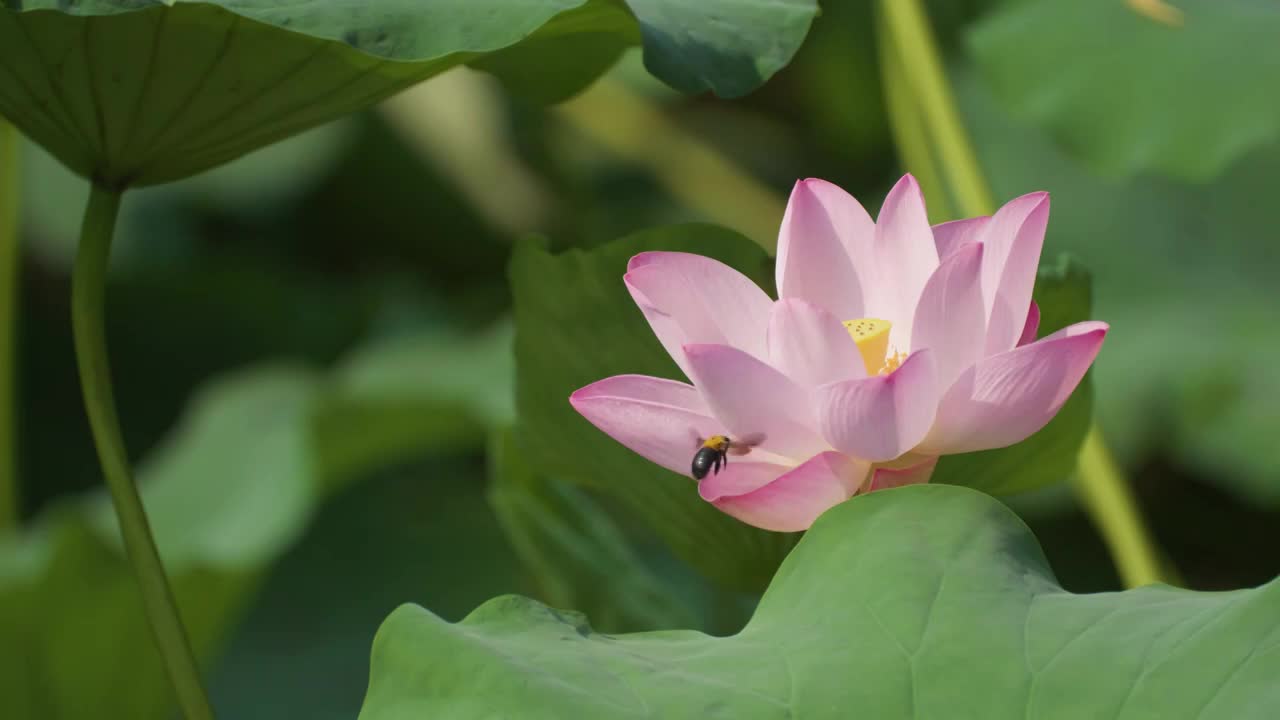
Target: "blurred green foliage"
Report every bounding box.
[487,429,706,633]
[971,0,1280,180]
[958,69,1280,507]
[3,0,1279,715]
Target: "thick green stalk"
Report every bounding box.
[879,0,1172,588]
[879,0,995,219]
[555,78,785,253]
[876,8,954,223]
[1076,428,1167,587]
[73,184,215,720]
[0,120,18,531]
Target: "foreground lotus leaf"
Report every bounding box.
[0,0,817,187]
[361,484,1280,718]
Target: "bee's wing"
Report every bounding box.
[728,432,765,455]
[691,429,708,449]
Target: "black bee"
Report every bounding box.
[691,435,758,480]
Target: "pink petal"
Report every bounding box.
[706,452,869,532]
[626,282,695,379]
[814,349,938,462]
[921,321,1108,455]
[697,461,795,501]
[910,242,987,390]
[684,343,829,461]
[932,216,990,260]
[1018,301,1041,347]
[625,252,774,373]
[874,175,940,348]
[980,192,1049,354]
[569,375,720,477]
[775,179,875,319]
[767,298,866,388]
[865,456,938,493]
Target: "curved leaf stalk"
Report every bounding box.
[876,8,954,224]
[0,120,17,531]
[877,0,1172,588]
[73,183,216,720]
[878,0,995,218]
[1077,428,1171,587]
[554,78,785,253]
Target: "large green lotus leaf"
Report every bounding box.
[0,0,817,187]
[969,0,1280,181]
[0,0,625,186]
[361,484,1280,718]
[510,225,798,593]
[932,255,1094,496]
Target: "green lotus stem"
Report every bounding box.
[555,78,785,253]
[73,184,216,720]
[876,8,955,224]
[1076,428,1166,587]
[879,0,995,219]
[0,120,18,531]
[878,0,1172,588]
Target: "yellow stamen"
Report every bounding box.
[880,350,907,376]
[842,318,901,376]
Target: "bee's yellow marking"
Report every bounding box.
[1127,0,1184,27]
[842,318,898,376]
[702,435,731,451]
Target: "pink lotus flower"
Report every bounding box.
[570,175,1107,532]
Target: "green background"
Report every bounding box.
[3,0,1279,716]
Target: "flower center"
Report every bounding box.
[843,317,906,376]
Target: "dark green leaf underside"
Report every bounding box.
[0,1,628,184]
[0,0,815,186]
[625,0,818,97]
[362,484,1280,719]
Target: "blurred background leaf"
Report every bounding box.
[957,66,1280,509]
[487,428,705,633]
[970,0,1280,180]
[1,366,317,720]
[208,455,525,720]
[3,316,523,717]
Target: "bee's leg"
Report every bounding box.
[712,454,723,475]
